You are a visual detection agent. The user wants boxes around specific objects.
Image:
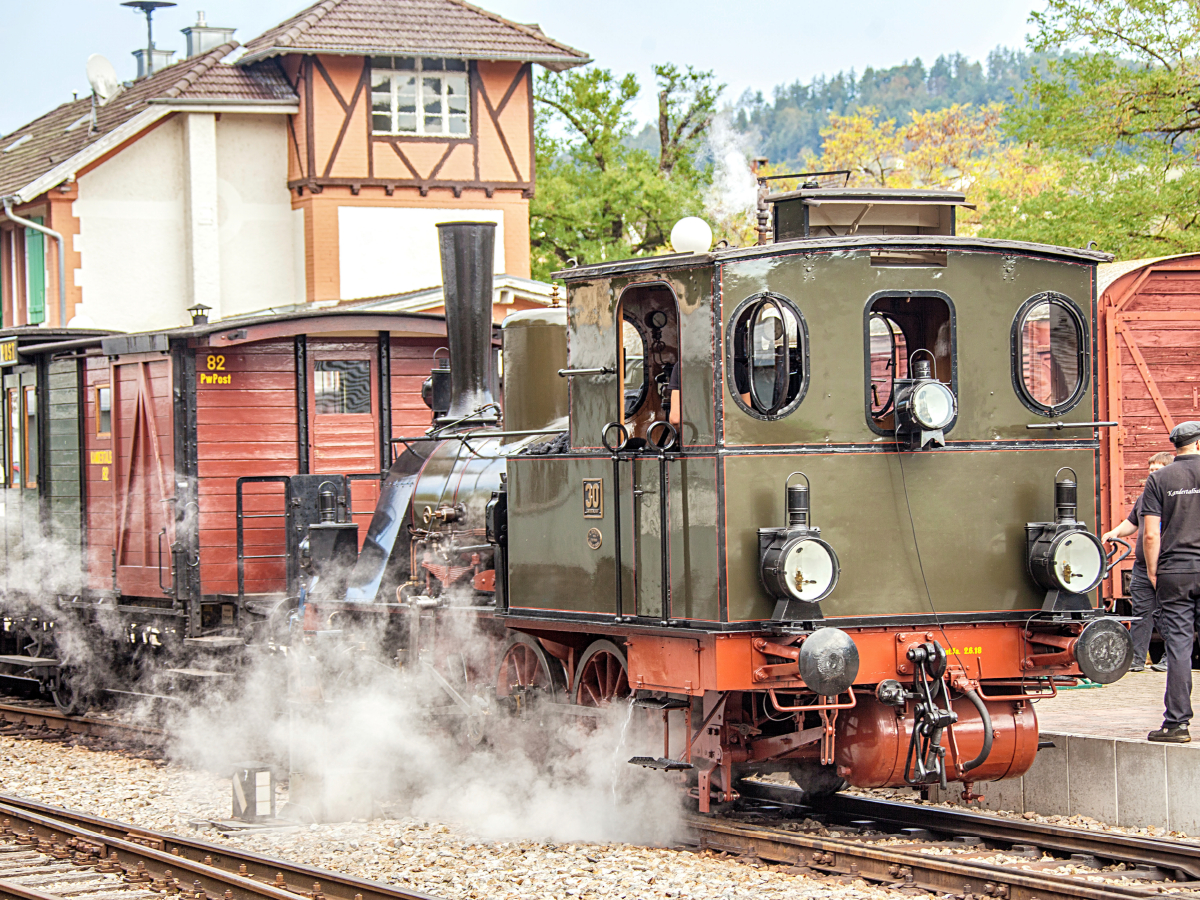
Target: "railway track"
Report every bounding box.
[0,795,441,900]
[688,780,1200,900]
[0,702,163,750]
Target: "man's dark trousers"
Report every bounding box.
[1156,572,1200,727]
[1129,566,1159,663]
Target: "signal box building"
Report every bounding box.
[0,0,586,332]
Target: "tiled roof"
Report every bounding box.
[0,43,297,200]
[240,0,589,70]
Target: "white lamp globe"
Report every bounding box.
[68,313,97,328]
[670,216,713,254]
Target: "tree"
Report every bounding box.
[985,0,1200,256]
[801,104,1055,232]
[655,63,722,176]
[530,65,721,280]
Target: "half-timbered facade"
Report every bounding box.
[240,0,586,304]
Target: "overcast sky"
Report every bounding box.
[0,0,1043,136]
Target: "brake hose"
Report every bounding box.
[960,687,994,773]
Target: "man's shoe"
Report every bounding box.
[1148,725,1190,743]
[1151,661,1169,672]
[1129,665,1146,673]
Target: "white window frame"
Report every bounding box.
[371,57,470,138]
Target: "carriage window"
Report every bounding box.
[621,317,648,418]
[727,293,808,419]
[314,360,371,414]
[95,385,111,437]
[869,314,908,418]
[864,292,955,433]
[23,386,36,488]
[6,389,18,488]
[1013,293,1086,414]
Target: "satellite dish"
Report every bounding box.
[86,54,120,106]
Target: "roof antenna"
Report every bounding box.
[121,1,177,77]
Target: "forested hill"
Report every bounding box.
[734,46,1055,167]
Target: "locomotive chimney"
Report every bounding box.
[436,221,499,427]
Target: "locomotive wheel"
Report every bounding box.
[19,622,47,659]
[496,634,565,701]
[51,668,87,716]
[573,640,630,707]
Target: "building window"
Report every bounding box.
[95,385,111,437]
[863,291,956,434]
[371,57,469,137]
[314,360,371,415]
[726,293,809,419]
[1012,292,1087,415]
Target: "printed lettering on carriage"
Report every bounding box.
[199,372,232,385]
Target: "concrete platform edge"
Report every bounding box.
[928,731,1200,836]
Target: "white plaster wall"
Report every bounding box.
[215,115,296,317]
[338,206,505,301]
[73,116,189,332]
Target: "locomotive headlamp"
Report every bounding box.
[1026,467,1125,610]
[893,351,956,449]
[761,473,841,620]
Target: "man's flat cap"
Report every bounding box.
[1170,420,1200,447]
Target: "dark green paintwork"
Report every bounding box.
[507,454,721,620]
[720,250,1094,445]
[501,308,569,436]
[509,242,1101,625]
[567,266,715,450]
[723,447,1096,621]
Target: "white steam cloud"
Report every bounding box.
[704,112,758,240]
[164,609,685,846]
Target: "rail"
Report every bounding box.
[0,795,443,900]
[739,780,1200,882]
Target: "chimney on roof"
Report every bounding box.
[132,47,175,78]
[182,11,235,58]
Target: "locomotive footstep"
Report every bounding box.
[628,756,694,771]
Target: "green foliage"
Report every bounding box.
[735,47,1051,168]
[530,65,720,280]
[986,0,1200,257]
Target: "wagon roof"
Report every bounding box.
[1097,253,1200,297]
[96,307,489,355]
[553,234,1114,281]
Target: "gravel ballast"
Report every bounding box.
[0,735,907,900]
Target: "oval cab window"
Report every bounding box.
[726,293,809,419]
[1012,293,1087,415]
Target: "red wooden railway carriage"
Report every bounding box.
[0,308,496,705]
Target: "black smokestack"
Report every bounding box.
[436,221,498,427]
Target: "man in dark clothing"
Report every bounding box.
[1143,420,1200,742]
[1104,451,1174,672]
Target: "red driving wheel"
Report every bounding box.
[573,639,630,707]
[496,634,564,700]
